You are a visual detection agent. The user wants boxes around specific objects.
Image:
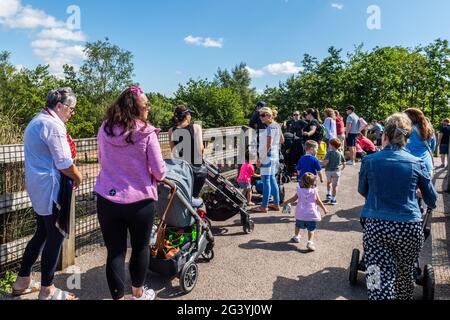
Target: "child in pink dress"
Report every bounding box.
[237,151,256,206]
[283,173,328,251]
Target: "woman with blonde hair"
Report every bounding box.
[250,107,282,213]
[358,112,437,300]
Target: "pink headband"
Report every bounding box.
[129,86,143,97]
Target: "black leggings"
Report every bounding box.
[97,195,155,300]
[19,208,66,287]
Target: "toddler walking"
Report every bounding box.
[283,173,328,251]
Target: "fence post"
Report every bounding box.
[58,191,76,271]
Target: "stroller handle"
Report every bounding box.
[159,179,178,222]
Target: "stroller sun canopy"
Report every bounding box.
[156,159,195,227]
[163,159,194,201]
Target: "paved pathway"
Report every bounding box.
[11,161,449,300]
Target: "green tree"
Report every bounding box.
[79,38,134,107]
[175,79,245,128]
[214,63,257,118]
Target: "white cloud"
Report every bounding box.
[31,39,65,50]
[0,0,21,18]
[176,70,183,75]
[202,37,223,48]
[245,66,265,78]
[246,61,303,78]
[33,44,85,77]
[331,3,344,10]
[0,0,87,78]
[3,5,63,29]
[263,61,303,75]
[184,35,223,48]
[38,28,86,41]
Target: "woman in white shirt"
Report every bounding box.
[12,88,82,300]
[323,108,337,143]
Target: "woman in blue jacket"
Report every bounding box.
[358,113,437,300]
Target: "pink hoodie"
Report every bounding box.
[95,121,166,204]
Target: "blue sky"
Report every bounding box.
[1,0,450,96]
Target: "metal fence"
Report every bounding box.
[0,126,247,276]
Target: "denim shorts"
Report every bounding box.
[295,220,317,232]
[238,182,252,190]
[440,144,448,155]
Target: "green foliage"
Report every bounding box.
[263,40,450,127]
[147,92,174,131]
[174,79,246,128]
[1,38,449,145]
[0,271,17,296]
[214,63,257,118]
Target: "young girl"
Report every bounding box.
[237,151,256,206]
[283,173,328,251]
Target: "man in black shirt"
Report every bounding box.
[438,118,450,168]
[249,101,268,157]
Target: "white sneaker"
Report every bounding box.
[346,161,354,166]
[291,235,300,243]
[131,287,155,300]
[307,241,316,251]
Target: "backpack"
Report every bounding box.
[317,123,327,140]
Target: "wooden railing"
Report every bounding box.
[0,126,249,274]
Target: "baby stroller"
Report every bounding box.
[282,132,303,178]
[348,207,435,300]
[150,159,215,294]
[203,159,255,234]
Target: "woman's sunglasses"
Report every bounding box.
[260,113,270,118]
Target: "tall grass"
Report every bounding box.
[0,114,23,145]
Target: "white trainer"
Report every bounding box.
[291,235,300,243]
[307,241,316,251]
[131,287,156,300]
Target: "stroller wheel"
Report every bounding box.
[180,262,199,294]
[422,264,435,300]
[243,220,255,234]
[349,249,360,286]
[202,248,215,262]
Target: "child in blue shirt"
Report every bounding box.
[296,140,324,183]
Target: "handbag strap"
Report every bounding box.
[152,180,178,254]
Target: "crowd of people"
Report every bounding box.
[245,101,442,300]
[11,87,446,301]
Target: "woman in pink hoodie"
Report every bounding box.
[95,86,166,300]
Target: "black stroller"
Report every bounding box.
[349,207,435,300]
[282,132,303,178]
[150,159,215,294]
[203,159,255,234]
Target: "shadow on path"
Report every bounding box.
[271,267,367,300]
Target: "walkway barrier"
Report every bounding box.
[0,126,251,276]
